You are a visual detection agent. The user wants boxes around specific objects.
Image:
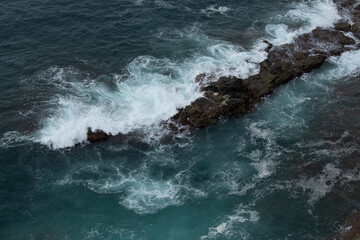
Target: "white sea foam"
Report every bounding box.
[328,50,360,78]
[154,0,174,9]
[246,121,279,178]
[297,163,341,204]
[133,0,143,6]
[35,60,202,149]
[0,131,30,148]
[266,0,341,45]
[85,224,137,240]
[34,40,267,149]
[32,0,349,149]
[57,164,205,215]
[201,206,259,239]
[201,5,232,16]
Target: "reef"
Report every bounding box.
[87,0,360,142]
[335,210,360,240]
[170,0,359,130]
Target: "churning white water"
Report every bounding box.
[34,0,343,149]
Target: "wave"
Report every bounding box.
[201,205,259,239]
[22,0,346,149]
[33,41,267,149]
[57,163,206,215]
[266,0,341,45]
[43,46,360,223]
[201,5,232,16]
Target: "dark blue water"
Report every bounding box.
[1,0,360,239]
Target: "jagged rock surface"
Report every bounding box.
[87,0,360,141]
[87,128,110,143]
[172,26,356,128]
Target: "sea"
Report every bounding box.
[1,0,360,239]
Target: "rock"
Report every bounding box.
[87,0,360,143]
[335,21,352,32]
[335,0,360,39]
[172,23,357,129]
[298,162,322,179]
[339,0,357,9]
[87,128,110,143]
[336,210,360,240]
[195,73,217,85]
[353,11,360,39]
[217,76,252,95]
[172,98,221,128]
[195,73,206,83]
[201,83,219,92]
[183,98,220,128]
[263,39,273,53]
[173,21,358,129]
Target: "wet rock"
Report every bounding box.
[340,0,357,9]
[335,210,360,240]
[201,83,219,93]
[312,28,355,47]
[335,21,352,32]
[195,73,217,85]
[88,0,360,143]
[172,23,357,129]
[87,128,110,143]
[161,10,360,136]
[217,76,252,95]
[298,162,323,179]
[353,10,360,39]
[181,97,220,128]
[263,39,273,53]
[335,0,360,39]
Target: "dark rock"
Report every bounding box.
[335,210,360,240]
[353,11,360,39]
[87,128,110,143]
[195,73,207,83]
[217,76,252,95]
[263,39,273,52]
[335,21,352,32]
[183,98,220,128]
[339,0,357,9]
[174,23,358,129]
[298,162,322,179]
[195,73,217,85]
[201,83,219,92]
[87,1,360,143]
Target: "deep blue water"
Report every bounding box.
[1,0,360,239]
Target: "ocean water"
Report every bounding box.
[1,0,360,239]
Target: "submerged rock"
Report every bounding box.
[335,210,360,240]
[298,162,323,180]
[335,21,352,32]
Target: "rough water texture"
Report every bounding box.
[87,0,360,142]
[2,0,360,240]
[170,0,359,130]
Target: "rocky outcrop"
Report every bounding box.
[334,210,360,240]
[87,0,360,142]
[87,128,110,143]
[171,25,356,129]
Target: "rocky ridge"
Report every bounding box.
[87,0,360,142]
[170,0,359,131]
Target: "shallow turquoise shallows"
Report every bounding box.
[1,0,360,239]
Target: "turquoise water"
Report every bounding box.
[1,0,360,239]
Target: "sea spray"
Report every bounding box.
[34,0,345,149]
